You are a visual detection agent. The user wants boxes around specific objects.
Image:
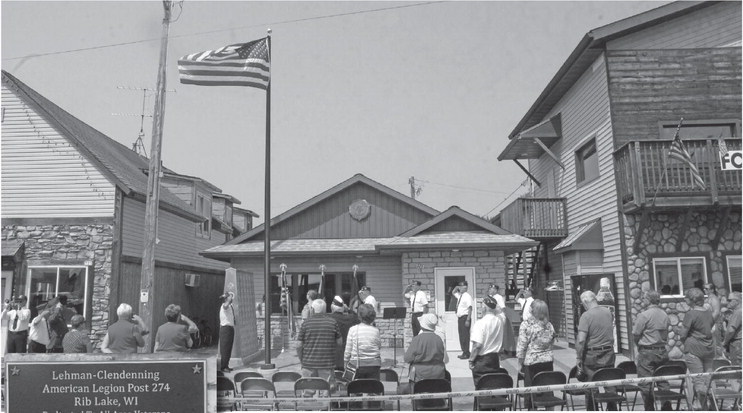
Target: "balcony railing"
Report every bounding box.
[499,198,568,239]
[614,138,741,213]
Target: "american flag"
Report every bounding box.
[718,135,729,158]
[178,38,270,89]
[668,132,706,190]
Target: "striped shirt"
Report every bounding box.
[344,323,382,367]
[298,315,341,369]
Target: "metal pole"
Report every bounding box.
[139,0,172,352]
[262,30,275,369]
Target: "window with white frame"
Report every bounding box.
[575,138,599,184]
[727,255,742,293]
[652,257,707,297]
[660,121,738,140]
[195,193,211,238]
[26,266,89,323]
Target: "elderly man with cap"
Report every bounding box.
[358,286,378,312]
[469,295,506,385]
[63,315,92,353]
[576,290,616,410]
[2,294,30,353]
[724,291,742,366]
[329,295,359,370]
[404,313,446,384]
[403,281,429,336]
[452,281,473,359]
[632,290,671,411]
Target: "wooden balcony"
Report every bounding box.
[614,138,742,214]
[498,198,568,240]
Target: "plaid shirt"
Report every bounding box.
[62,329,91,353]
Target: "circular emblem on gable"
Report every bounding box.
[349,199,371,221]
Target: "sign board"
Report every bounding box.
[721,150,743,170]
[5,359,206,413]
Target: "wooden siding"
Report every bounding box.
[1,85,115,218]
[234,255,404,308]
[121,197,229,270]
[269,182,433,239]
[160,178,194,206]
[527,54,629,351]
[607,48,742,148]
[118,260,225,349]
[607,2,742,50]
[424,216,482,233]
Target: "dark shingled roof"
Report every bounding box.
[2,70,203,221]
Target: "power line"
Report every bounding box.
[3,1,444,61]
[414,177,512,195]
[483,181,529,219]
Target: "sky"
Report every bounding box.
[1,0,669,223]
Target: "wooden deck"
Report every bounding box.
[498,198,568,240]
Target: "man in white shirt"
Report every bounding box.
[516,287,534,321]
[2,295,31,353]
[452,281,473,359]
[358,286,378,311]
[469,296,505,385]
[488,284,506,310]
[219,292,236,372]
[403,281,428,336]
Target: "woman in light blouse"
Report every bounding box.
[344,304,382,379]
[517,299,557,409]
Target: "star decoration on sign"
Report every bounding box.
[192,364,202,374]
[10,366,20,376]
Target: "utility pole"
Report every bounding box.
[409,176,416,199]
[139,0,172,352]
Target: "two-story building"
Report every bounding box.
[496,1,741,356]
[1,70,255,350]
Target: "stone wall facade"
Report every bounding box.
[624,210,741,354]
[2,223,114,347]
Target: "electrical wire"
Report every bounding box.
[3,1,444,61]
[482,181,529,219]
[414,177,511,195]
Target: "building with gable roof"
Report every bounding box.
[1,70,256,351]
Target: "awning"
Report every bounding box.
[553,218,603,253]
[498,114,562,161]
[1,240,24,258]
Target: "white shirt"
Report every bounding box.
[407,290,428,313]
[363,294,378,310]
[518,296,534,321]
[5,308,31,332]
[493,294,506,310]
[29,314,50,346]
[471,312,505,355]
[453,291,473,318]
[220,304,235,327]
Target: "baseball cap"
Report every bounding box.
[483,296,498,309]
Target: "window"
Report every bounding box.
[575,138,599,184]
[195,193,211,238]
[727,255,742,293]
[660,122,738,140]
[26,266,90,324]
[652,257,707,297]
[269,272,366,315]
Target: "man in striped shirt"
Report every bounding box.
[297,299,341,391]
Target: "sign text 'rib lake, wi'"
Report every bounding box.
[5,359,206,413]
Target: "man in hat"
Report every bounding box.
[1,294,30,353]
[404,281,429,336]
[469,296,505,385]
[329,296,359,370]
[632,290,671,411]
[515,287,535,321]
[358,286,378,312]
[452,281,473,359]
[724,291,742,366]
[488,284,506,310]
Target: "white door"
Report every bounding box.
[434,267,475,351]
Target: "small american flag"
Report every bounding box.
[718,135,729,158]
[178,37,270,89]
[668,133,706,190]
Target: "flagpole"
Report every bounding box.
[651,117,683,208]
[262,29,275,369]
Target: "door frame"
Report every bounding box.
[434,267,476,350]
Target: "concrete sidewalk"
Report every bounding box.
[222,338,633,411]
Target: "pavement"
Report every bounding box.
[217,338,634,411]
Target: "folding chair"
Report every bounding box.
[294,377,331,411]
[707,365,741,411]
[615,361,640,410]
[239,378,276,411]
[272,371,301,410]
[565,366,588,411]
[530,371,567,411]
[347,379,385,410]
[380,368,401,410]
[473,373,513,411]
[651,364,687,411]
[444,370,452,382]
[217,376,237,412]
[664,359,687,370]
[589,368,626,411]
[413,378,453,411]
[234,371,264,386]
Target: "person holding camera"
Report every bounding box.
[403,281,428,336]
[2,295,30,353]
[452,281,473,359]
[219,292,236,372]
[101,303,149,353]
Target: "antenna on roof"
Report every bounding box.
[113,86,176,157]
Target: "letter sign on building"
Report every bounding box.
[721,150,743,171]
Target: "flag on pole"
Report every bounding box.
[178,37,270,89]
[668,133,706,190]
[718,135,729,158]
